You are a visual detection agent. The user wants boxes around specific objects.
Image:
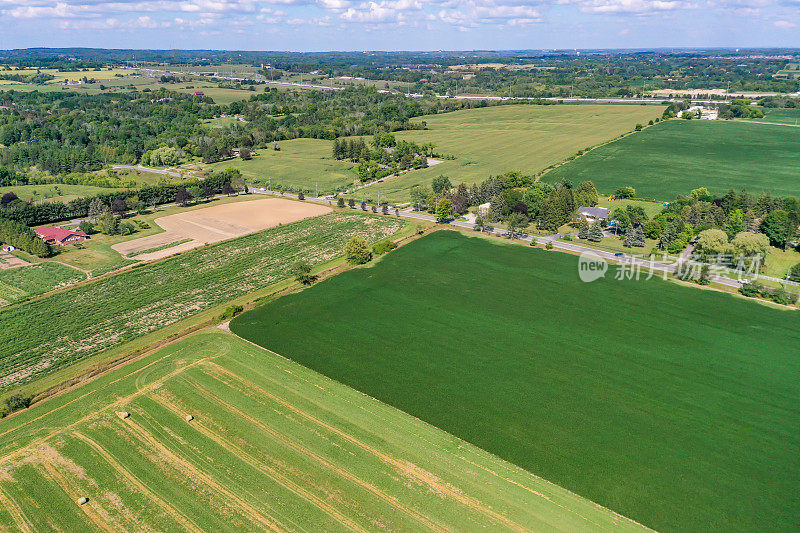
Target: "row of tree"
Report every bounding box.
[0,217,51,257]
[0,168,246,226]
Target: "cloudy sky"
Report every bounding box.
[0,0,797,50]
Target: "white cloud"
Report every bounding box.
[774,18,796,26]
[340,0,422,23]
[438,2,542,26]
[576,0,691,13]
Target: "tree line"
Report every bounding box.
[0,216,51,257]
[0,168,245,226]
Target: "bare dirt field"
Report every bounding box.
[0,251,30,269]
[112,198,331,261]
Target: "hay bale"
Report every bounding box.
[185,415,194,422]
[117,411,130,419]
[78,497,89,505]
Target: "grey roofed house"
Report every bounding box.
[577,206,611,221]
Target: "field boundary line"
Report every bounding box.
[203,361,531,533]
[181,376,449,533]
[71,431,204,533]
[0,485,33,533]
[149,392,372,533]
[117,415,287,533]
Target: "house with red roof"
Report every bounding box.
[35,226,89,246]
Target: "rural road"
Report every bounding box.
[250,187,751,289]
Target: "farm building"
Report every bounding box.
[2,245,15,252]
[35,227,89,246]
[577,206,610,222]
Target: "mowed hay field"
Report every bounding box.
[113,198,331,260]
[364,104,662,202]
[0,331,649,532]
[0,212,405,392]
[546,119,800,199]
[206,138,357,194]
[232,231,800,532]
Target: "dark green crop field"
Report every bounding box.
[232,230,800,532]
[545,119,800,199]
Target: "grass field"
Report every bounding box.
[231,230,800,532]
[0,184,121,204]
[205,138,357,194]
[596,197,664,218]
[0,263,85,305]
[0,211,404,391]
[0,331,647,532]
[545,119,800,199]
[0,77,262,105]
[360,104,662,202]
[743,107,800,125]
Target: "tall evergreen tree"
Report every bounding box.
[578,219,589,239]
[624,226,646,247]
[588,221,604,242]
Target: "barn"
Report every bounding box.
[35,227,89,246]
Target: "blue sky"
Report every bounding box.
[0,0,797,50]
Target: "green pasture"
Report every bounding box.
[545,119,800,199]
[0,262,85,305]
[362,104,662,202]
[743,107,800,125]
[205,138,357,194]
[0,184,116,204]
[596,197,664,218]
[0,211,404,391]
[232,230,800,532]
[0,331,646,532]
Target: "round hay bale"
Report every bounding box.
[185,414,194,422]
[78,497,89,505]
[117,411,130,419]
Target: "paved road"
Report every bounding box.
[250,187,749,289]
[112,165,182,178]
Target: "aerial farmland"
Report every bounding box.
[1,45,799,533]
